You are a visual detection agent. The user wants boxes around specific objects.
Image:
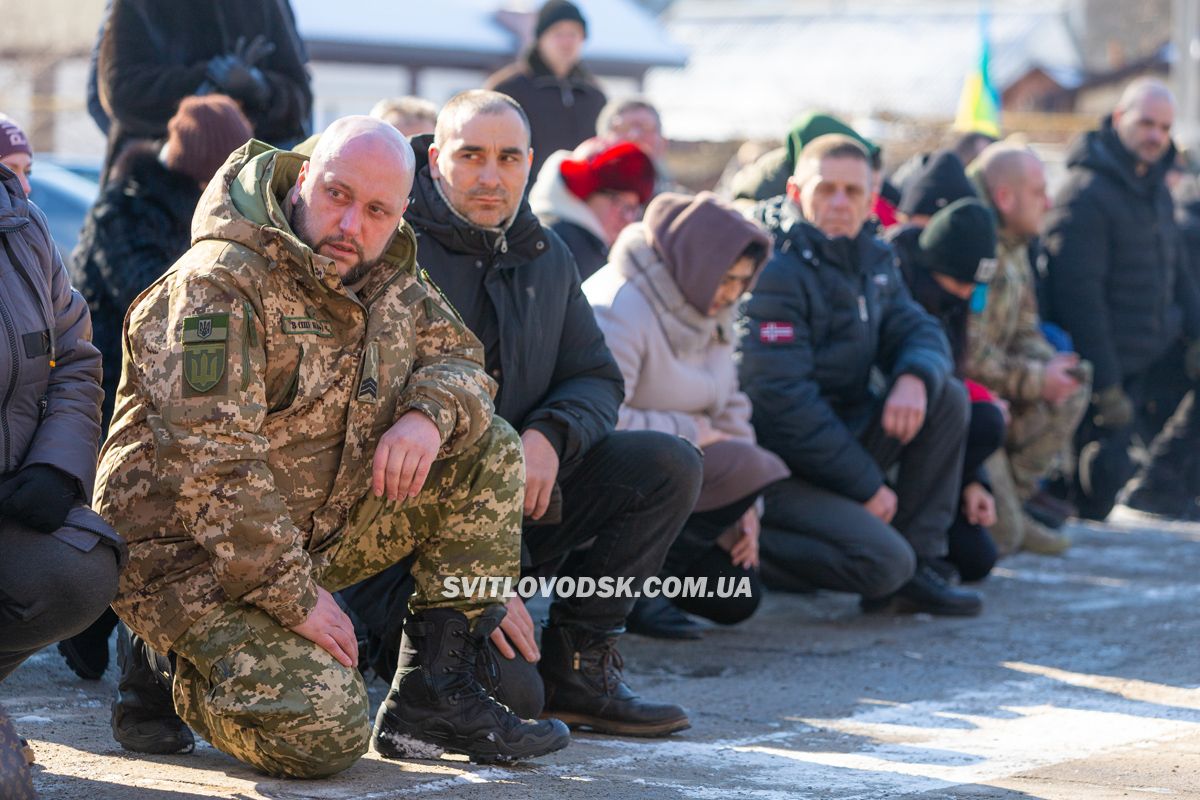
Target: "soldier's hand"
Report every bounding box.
[373,411,442,502]
[730,506,760,569]
[1043,353,1082,406]
[520,429,560,520]
[290,587,358,669]
[864,485,898,524]
[490,595,540,662]
[882,374,927,445]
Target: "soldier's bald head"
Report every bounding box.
[974,142,1047,239]
[291,116,417,286]
[309,115,416,201]
[975,143,1040,196]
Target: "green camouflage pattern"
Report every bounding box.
[94,140,502,654]
[170,420,522,778]
[966,235,1056,405]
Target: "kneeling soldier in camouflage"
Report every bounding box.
[93,116,569,778]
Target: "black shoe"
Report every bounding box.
[111,625,194,755]
[372,607,570,764]
[58,608,119,680]
[539,624,690,737]
[625,596,704,640]
[864,563,982,617]
[1124,482,1198,520]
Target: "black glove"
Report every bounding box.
[206,51,271,107]
[0,464,81,533]
[1093,384,1135,430]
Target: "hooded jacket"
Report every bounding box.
[1043,117,1200,390]
[530,150,611,280]
[739,198,952,502]
[404,134,623,475]
[485,47,607,179]
[94,141,495,653]
[70,144,202,430]
[0,165,103,493]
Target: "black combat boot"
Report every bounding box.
[372,606,570,764]
[58,607,119,680]
[111,625,195,754]
[880,561,983,617]
[539,624,690,737]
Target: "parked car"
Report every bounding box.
[28,158,99,258]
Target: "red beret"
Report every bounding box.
[560,141,655,205]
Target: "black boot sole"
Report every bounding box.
[373,712,570,764]
[543,709,691,737]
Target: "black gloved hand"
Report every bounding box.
[206,53,270,107]
[0,464,80,533]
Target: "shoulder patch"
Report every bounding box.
[181,313,229,395]
[759,321,795,344]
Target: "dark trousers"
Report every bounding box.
[760,380,969,598]
[524,430,703,631]
[946,401,1004,583]
[0,520,120,681]
[661,494,762,625]
[1073,342,1200,519]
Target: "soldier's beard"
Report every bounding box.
[292,197,383,287]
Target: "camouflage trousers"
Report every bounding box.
[171,419,523,778]
[988,385,1089,554]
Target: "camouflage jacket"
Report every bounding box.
[966,231,1055,405]
[94,141,496,653]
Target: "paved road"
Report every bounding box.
[6,508,1200,799]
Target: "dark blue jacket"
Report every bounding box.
[739,200,952,502]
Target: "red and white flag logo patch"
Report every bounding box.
[759,322,795,343]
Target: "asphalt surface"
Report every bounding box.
[5,507,1200,799]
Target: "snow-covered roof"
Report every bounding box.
[646,0,1083,141]
[290,0,686,70]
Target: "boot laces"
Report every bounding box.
[581,637,625,695]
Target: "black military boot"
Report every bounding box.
[372,606,570,764]
[57,607,119,680]
[111,625,195,755]
[888,562,983,617]
[539,624,691,737]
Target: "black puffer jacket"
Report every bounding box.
[1043,117,1200,391]
[404,135,623,473]
[0,166,103,494]
[69,145,201,430]
[97,0,311,178]
[739,200,953,502]
[549,219,608,282]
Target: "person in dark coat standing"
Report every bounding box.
[485,0,607,180]
[358,90,700,741]
[55,98,254,721]
[1043,78,1200,520]
[96,0,311,183]
[740,134,980,616]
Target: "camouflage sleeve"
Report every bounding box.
[966,273,1049,404]
[131,259,317,629]
[397,271,497,459]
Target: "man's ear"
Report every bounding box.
[785,175,803,206]
[428,144,441,180]
[292,160,310,203]
[994,184,1015,218]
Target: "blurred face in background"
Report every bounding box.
[993,155,1049,240]
[537,20,585,78]
[585,189,643,245]
[709,255,757,316]
[607,106,666,161]
[1114,92,1174,166]
[1,152,31,198]
[788,155,873,239]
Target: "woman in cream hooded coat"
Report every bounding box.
[584,192,787,638]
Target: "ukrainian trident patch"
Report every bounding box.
[181,313,229,395]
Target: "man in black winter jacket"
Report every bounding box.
[356,90,701,741]
[741,134,979,616]
[1043,78,1200,520]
